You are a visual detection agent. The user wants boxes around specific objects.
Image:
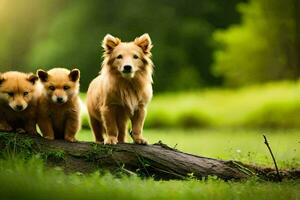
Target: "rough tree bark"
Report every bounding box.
[0,132,298,181]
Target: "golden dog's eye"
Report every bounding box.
[117,54,123,59]
[63,85,70,90]
[23,92,29,96]
[7,92,14,97]
[133,54,139,59]
[49,86,55,91]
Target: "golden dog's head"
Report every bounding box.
[37,68,80,105]
[102,33,153,79]
[0,71,38,111]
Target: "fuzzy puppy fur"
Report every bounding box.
[0,71,39,134]
[37,68,81,142]
[87,33,154,144]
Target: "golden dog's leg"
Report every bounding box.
[117,109,128,143]
[102,105,118,144]
[131,106,148,144]
[37,118,55,140]
[89,116,105,143]
[64,112,80,142]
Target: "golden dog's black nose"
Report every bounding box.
[123,65,132,73]
[57,97,63,103]
[16,105,23,111]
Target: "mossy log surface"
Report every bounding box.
[0,132,298,181]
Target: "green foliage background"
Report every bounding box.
[0,0,242,91]
[213,0,299,86]
[1,0,299,91]
[1,0,298,91]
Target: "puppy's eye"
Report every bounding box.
[117,55,123,59]
[23,92,29,96]
[63,85,70,90]
[7,92,14,97]
[133,54,139,59]
[48,86,55,91]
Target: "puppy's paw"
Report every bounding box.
[44,135,55,140]
[64,136,77,143]
[133,137,148,145]
[0,123,13,132]
[105,136,118,145]
[16,128,26,134]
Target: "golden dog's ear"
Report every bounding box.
[69,68,80,82]
[37,69,49,82]
[134,33,153,54]
[102,34,121,54]
[27,73,39,85]
[0,73,5,85]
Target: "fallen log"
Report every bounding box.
[0,132,298,181]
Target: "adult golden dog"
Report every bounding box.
[87,33,154,144]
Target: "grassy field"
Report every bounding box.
[0,156,299,200]
[0,128,299,200]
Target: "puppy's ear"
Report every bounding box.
[102,34,121,54]
[37,69,48,82]
[134,33,153,54]
[69,68,80,82]
[27,73,39,85]
[0,73,5,85]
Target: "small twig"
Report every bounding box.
[153,140,177,151]
[263,135,282,182]
[173,143,178,150]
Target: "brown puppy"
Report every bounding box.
[37,68,81,142]
[0,71,39,134]
[87,33,154,144]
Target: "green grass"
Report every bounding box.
[0,156,299,200]
[77,128,300,169]
[80,81,300,129]
[0,128,299,200]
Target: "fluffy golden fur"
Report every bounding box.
[37,68,81,142]
[87,33,154,144]
[0,71,39,134]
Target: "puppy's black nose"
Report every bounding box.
[57,97,63,103]
[123,65,132,73]
[16,105,23,111]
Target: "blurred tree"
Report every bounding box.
[0,0,68,72]
[0,0,244,91]
[213,0,299,86]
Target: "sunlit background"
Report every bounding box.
[0,0,299,166]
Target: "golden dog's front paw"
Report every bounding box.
[133,136,148,145]
[64,136,77,143]
[105,136,118,145]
